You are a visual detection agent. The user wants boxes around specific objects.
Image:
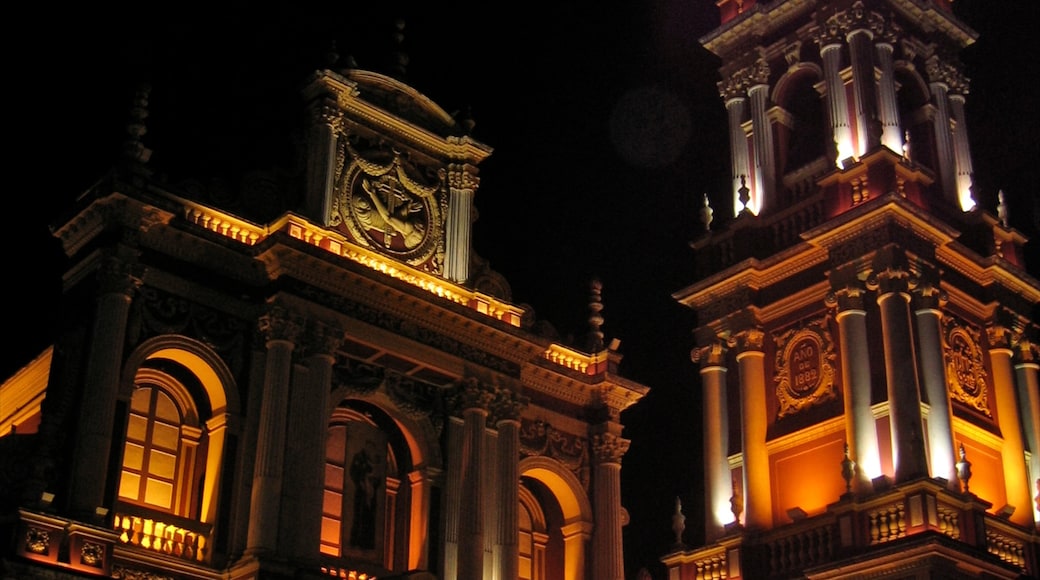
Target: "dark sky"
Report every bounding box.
[8,1,1038,576]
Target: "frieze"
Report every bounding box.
[519,418,589,490]
[773,317,837,419]
[944,317,990,416]
[287,279,520,375]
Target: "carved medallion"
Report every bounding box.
[943,318,990,416]
[331,137,444,273]
[774,317,837,418]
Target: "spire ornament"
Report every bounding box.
[955,443,972,493]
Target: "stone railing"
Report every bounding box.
[112,506,211,564]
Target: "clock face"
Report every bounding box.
[336,165,441,270]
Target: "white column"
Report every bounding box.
[748,72,774,215]
[456,379,492,578]
[846,28,879,156]
[495,413,521,580]
[1012,340,1040,529]
[442,416,464,578]
[720,76,751,216]
[69,256,141,519]
[948,88,976,211]
[304,103,341,225]
[735,328,771,529]
[591,428,627,580]
[912,285,957,488]
[696,342,731,540]
[820,38,854,165]
[870,265,928,482]
[445,164,477,283]
[875,40,903,154]
[925,56,958,206]
[830,284,881,491]
[246,306,299,553]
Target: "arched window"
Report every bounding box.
[118,382,198,514]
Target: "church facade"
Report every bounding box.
[0,46,647,580]
[666,0,1039,578]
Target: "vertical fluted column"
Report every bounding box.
[494,395,524,580]
[1012,339,1040,528]
[695,341,731,540]
[986,324,1032,528]
[734,327,771,529]
[947,78,976,211]
[720,75,751,217]
[591,427,628,580]
[445,164,478,284]
[875,38,903,154]
[455,378,493,578]
[925,56,958,206]
[246,305,300,553]
[818,32,854,164]
[868,263,928,482]
[70,256,143,518]
[846,26,880,155]
[286,321,342,561]
[304,101,342,225]
[442,415,464,578]
[747,59,773,214]
[912,283,957,487]
[483,425,498,579]
[828,282,881,492]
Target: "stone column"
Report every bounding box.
[987,324,1032,528]
[818,29,853,165]
[591,427,628,580]
[285,320,342,561]
[947,73,976,211]
[246,305,300,553]
[734,327,771,529]
[441,415,464,578]
[875,34,903,154]
[695,341,731,540]
[868,261,928,482]
[911,283,957,487]
[493,395,525,580]
[747,59,774,214]
[846,26,880,155]
[445,164,478,284]
[828,281,881,492]
[720,75,751,217]
[925,56,958,206]
[1012,339,1040,528]
[455,378,493,578]
[69,255,142,519]
[304,99,342,225]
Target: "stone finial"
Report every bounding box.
[955,443,972,493]
[997,189,1009,228]
[121,83,153,176]
[390,18,408,81]
[699,193,714,232]
[586,278,605,352]
[841,442,856,494]
[671,496,686,548]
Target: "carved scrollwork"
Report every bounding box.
[773,317,838,418]
[944,317,990,416]
[519,418,589,489]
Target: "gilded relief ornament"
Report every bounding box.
[943,318,990,416]
[773,317,837,418]
[331,136,444,272]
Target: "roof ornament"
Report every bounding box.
[586,278,605,352]
[699,193,714,233]
[997,189,1009,228]
[390,18,409,81]
[121,83,153,178]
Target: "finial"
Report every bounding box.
[902,130,911,162]
[121,83,153,176]
[730,471,743,525]
[325,40,339,68]
[699,193,714,233]
[671,496,686,548]
[955,443,972,493]
[997,189,1009,228]
[455,105,476,135]
[737,175,750,214]
[586,278,605,352]
[390,18,409,81]
[841,442,856,494]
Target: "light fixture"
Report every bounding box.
[841,156,858,170]
[39,492,54,507]
[996,504,1015,519]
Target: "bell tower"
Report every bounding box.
[667,1,1040,578]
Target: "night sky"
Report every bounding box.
[8,1,1038,576]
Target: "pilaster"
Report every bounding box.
[732,325,771,529]
[693,340,732,540]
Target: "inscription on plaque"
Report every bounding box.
[774,318,836,418]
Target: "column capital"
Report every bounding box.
[308,97,343,131]
[591,431,630,465]
[299,319,343,360]
[1012,338,1038,365]
[446,163,480,192]
[692,341,728,368]
[826,281,868,312]
[911,281,947,311]
[449,376,496,416]
[97,256,144,297]
[986,323,1015,351]
[258,304,303,345]
[729,327,765,354]
[866,266,914,296]
[489,389,529,427]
